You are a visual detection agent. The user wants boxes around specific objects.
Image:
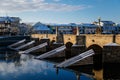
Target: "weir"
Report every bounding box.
[19,42,47,54]
[56,49,94,68]
[15,40,35,50]
[36,45,66,59]
[8,39,26,48]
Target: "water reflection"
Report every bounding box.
[0,54,48,75]
[0,53,92,80]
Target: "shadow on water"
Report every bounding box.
[104,63,120,79]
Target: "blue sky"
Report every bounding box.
[0,0,120,24]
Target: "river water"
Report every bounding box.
[0,50,93,80]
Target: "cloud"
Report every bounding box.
[0,0,91,13]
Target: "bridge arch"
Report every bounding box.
[87,44,103,70]
[65,42,73,49]
[87,44,102,54]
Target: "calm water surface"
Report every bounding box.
[0,52,93,80]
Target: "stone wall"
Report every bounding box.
[31,33,120,64]
[31,34,78,45]
[47,34,56,41]
[71,45,86,56]
[31,34,56,42]
[115,34,120,44]
[56,34,64,43]
[63,34,76,44]
[76,35,86,45]
[31,34,47,40]
[31,34,120,47]
[103,46,120,63]
[86,34,113,48]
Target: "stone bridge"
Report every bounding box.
[31,34,120,48]
[31,33,120,64]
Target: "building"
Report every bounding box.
[0,16,20,35]
[49,23,76,34]
[19,23,29,35]
[97,21,116,26]
[94,21,117,34]
[80,23,97,34]
[33,22,50,34]
[116,24,120,34]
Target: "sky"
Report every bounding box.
[0,0,120,24]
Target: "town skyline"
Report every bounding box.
[0,0,119,24]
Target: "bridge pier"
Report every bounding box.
[65,42,73,59]
[103,43,120,79]
[87,44,103,80]
[87,44,103,70]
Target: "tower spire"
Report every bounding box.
[98,17,101,27]
[96,17,102,34]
